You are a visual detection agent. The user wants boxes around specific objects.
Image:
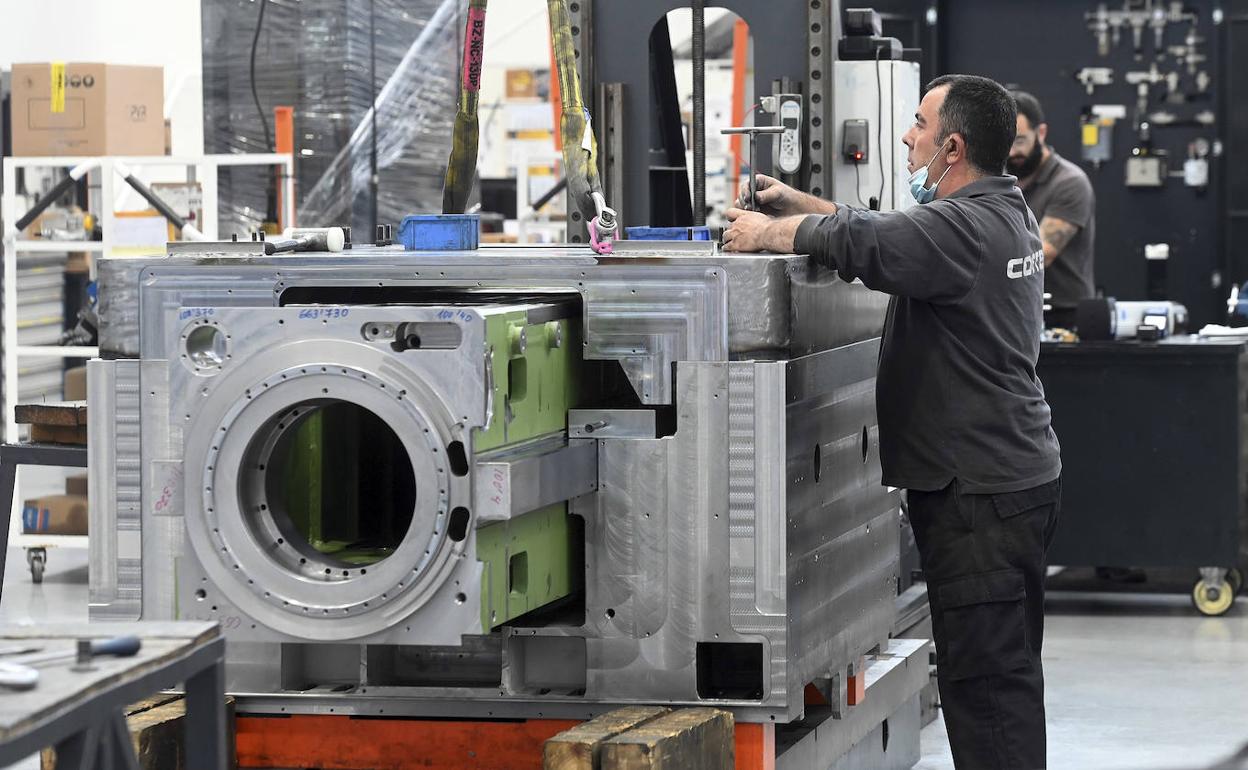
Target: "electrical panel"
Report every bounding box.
[843,119,869,164]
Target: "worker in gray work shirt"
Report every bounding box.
[723,74,1062,770]
[1009,90,1096,330]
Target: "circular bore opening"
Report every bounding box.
[243,400,417,572]
[186,325,227,368]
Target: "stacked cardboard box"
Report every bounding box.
[8,63,164,156]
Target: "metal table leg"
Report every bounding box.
[50,723,97,770]
[0,453,16,606]
[106,709,142,770]
[48,711,142,770]
[184,655,228,770]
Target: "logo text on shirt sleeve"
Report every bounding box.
[1007,250,1045,279]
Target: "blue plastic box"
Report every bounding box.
[399,214,480,251]
[626,226,712,241]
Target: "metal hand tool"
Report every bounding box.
[721,126,786,210]
[0,636,142,691]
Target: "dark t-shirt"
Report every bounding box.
[1021,149,1096,309]
[794,175,1062,494]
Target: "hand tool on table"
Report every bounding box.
[0,636,142,691]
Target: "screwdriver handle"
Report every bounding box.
[91,636,141,658]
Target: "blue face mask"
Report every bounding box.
[908,141,952,205]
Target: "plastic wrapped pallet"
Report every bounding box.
[201,0,460,236]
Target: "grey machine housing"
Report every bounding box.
[88,239,900,724]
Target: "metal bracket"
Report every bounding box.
[473,439,598,523]
[567,409,657,439]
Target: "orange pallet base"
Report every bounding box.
[237,713,777,770]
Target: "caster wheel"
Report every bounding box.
[1192,578,1234,616]
[29,555,44,584]
[1228,568,1244,596]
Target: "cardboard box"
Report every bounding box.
[66,251,92,275]
[505,68,539,100]
[10,63,164,156]
[22,494,88,535]
[66,473,88,498]
[64,366,87,401]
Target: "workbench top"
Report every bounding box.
[1041,335,1247,358]
[0,622,218,743]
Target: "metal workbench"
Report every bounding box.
[1037,337,1248,613]
[0,622,226,769]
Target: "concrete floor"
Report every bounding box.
[1,546,88,770]
[3,551,1248,769]
[917,586,1248,770]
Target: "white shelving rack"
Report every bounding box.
[0,153,294,562]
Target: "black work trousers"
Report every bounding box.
[907,476,1062,770]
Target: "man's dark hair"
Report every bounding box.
[1011,90,1045,130]
[924,74,1017,175]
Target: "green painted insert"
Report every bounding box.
[473,310,582,628]
[278,403,415,566]
[474,312,581,453]
[475,503,575,629]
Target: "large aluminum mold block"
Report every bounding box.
[88,246,898,725]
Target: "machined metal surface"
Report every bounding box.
[473,438,598,523]
[91,242,898,726]
[175,304,490,645]
[98,245,887,394]
[567,409,656,439]
[776,638,928,770]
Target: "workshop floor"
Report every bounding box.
[2,552,1247,770]
[917,575,1248,770]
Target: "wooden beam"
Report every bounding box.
[600,708,733,769]
[15,402,86,427]
[544,706,670,770]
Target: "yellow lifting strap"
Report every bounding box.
[442,0,617,250]
[547,0,607,224]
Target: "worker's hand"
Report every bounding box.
[723,208,804,254]
[723,208,771,253]
[736,174,802,217]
